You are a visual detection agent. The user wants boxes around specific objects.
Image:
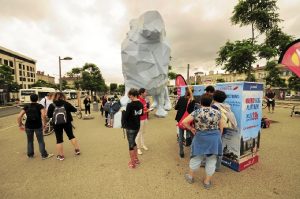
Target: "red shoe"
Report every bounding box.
[128,161,136,169]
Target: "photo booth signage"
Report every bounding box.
[216,82,263,172]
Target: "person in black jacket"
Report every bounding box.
[83,95,91,116]
[124,88,143,169]
[47,92,80,161]
[175,87,195,158]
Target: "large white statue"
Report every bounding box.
[121,10,171,117]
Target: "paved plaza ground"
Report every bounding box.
[0,106,299,199]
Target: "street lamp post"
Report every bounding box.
[59,56,72,91]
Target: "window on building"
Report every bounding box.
[12,69,15,75]
[19,64,22,69]
[19,71,22,76]
[27,72,30,76]
[0,58,2,64]
[19,77,23,81]
[23,65,25,70]
[9,60,13,67]
[4,59,8,66]
[27,66,29,71]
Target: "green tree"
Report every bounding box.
[168,71,177,80]
[117,84,125,94]
[81,63,106,93]
[265,61,286,87]
[0,64,14,86]
[231,0,281,43]
[110,83,118,93]
[288,75,300,91]
[216,39,258,79]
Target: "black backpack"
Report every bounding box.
[111,101,121,113]
[26,104,40,122]
[53,104,67,125]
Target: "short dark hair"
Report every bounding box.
[213,90,227,103]
[30,94,38,102]
[128,88,139,97]
[205,85,215,93]
[200,93,213,107]
[139,88,146,95]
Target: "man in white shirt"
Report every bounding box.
[39,92,54,111]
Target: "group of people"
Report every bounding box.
[100,95,120,128]
[175,85,237,189]
[17,92,81,161]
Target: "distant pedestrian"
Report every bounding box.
[39,92,54,111]
[123,88,143,168]
[265,85,276,113]
[100,95,107,116]
[17,94,54,160]
[136,88,150,155]
[84,95,91,116]
[103,98,112,127]
[47,92,80,161]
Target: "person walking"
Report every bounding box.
[265,85,276,113]
[84,95,91,116]
[47,92,80,161]
[17,94,54,160]
[175,87,195,158]
[136,88,150,155]
[182,93,223,189]
[103,98,112,127]
[39,92,54,135]
[100,95,107,117]
[123,88,143,169]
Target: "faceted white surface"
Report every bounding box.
[121,10,171,117]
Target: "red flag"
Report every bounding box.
[279,39,300,77]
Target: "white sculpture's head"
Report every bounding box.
[121,10,170,95]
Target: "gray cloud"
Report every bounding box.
[0,0,299,83]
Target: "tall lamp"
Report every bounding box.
[59,56,72,91]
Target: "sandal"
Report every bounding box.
[203,181,212,189]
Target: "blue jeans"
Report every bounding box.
[178,128,191,155]
[25,128,48,158]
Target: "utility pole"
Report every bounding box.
[187,64,190,85]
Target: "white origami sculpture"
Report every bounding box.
[121,10,171,117]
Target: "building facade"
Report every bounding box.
[36,71,55,84]
[0,45,36,89]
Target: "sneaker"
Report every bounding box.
[42,153,54,160]
[75,149,81,155]
[142,145,148,151]
[137,149,143,155]
[27,155,34,159]
[56,155,65,161]
[184,174,194,184]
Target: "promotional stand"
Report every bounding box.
[216,82,263,172]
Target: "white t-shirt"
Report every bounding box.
[39,97,53,110]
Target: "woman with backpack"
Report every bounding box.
[47,92,81,161]
[175,87,195,158]
[123,88,143,169]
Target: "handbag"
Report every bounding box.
[177,100,193,130]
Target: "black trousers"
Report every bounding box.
[126,129,139,150]
[85,106,91,114]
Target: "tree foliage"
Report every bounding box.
[0,64,14,86]
[168,71,177,80]
[288,75,300,91]
[216,40,257,76]
[265,61,286,87]
[30,79,58,89]
[231,0,281,36]
[110,83,118,92]
[80,63,106,92]
[117,84,125,94]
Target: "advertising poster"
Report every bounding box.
[216,82,263,172]
[178,85,205,97]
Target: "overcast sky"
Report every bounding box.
[0,0,299,84]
